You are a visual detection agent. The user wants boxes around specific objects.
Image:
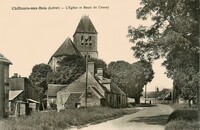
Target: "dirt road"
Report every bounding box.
[70,104,173,130]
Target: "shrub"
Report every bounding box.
[168,109,198,122]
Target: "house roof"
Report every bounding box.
[52,37,81,57]
[9,90,24,101]
[73,16,97,36]
[144,88,172,99]
[0,53,12,64]
[58,71,105,97]
[96,76,111,84]
[79,86,104,99]
[27,98,40,104]
[66,93,82,103]
[48,84,67,97]
[92,87,104,98]
[110,82,126,95]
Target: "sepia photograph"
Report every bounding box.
[0,0,199,130]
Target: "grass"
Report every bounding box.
[165,120,199,130]
[165,103,199,130]
[0,107,139,130]
[170,102,197,110]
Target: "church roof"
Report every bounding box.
[0,53,12,64]
[74,16,97,35]
[52,37,81,57]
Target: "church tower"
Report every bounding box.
[73,16,98,59]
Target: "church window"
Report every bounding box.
[88,36,92,41]
[89,43,92,46]
[85,43,88,45]
[81,43,84,45]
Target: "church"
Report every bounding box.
[48,15,98,71]
[47,16,127,110]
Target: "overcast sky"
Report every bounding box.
[0,0,173,91]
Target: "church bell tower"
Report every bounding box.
[73,15,98,59]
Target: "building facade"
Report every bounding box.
[9,75,39,116]
[48,16,98,71]
[56,63,127,111]
[47,16,127,111]
[0,53,12,119]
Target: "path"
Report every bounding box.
[70,104,173,130]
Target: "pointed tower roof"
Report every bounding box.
[73,16,97,36]
[0,53,12,64]
[52,37,81,57]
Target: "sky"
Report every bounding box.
[0,0,173,91]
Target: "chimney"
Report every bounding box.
[88,62,94,76]
[97,68,103,80]
[13,73,18,78]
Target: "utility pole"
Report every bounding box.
[85,52,88,109]
[198,67,200,128]
[145,85,147,104]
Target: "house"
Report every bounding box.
[9,90,25,116]
[47,84,67,109]
[0,53,12,119]
[48,15,98,72]
[157,88,172,101]
[57,71,105,111]
[96,68,127,108]
[56,63,127,111]
[142,88,172,104]
[8,74,40,116]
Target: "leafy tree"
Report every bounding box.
[29,63,52,109]
[47,55,109,84]
[128,0,199,106]
[47,55,86,84]
[108,60,154,103]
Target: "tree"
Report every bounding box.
[108,60,154,103]
[47,55,86,84]
[47,55,109,84]
[29,63,52,109]
[128,0,199,107]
